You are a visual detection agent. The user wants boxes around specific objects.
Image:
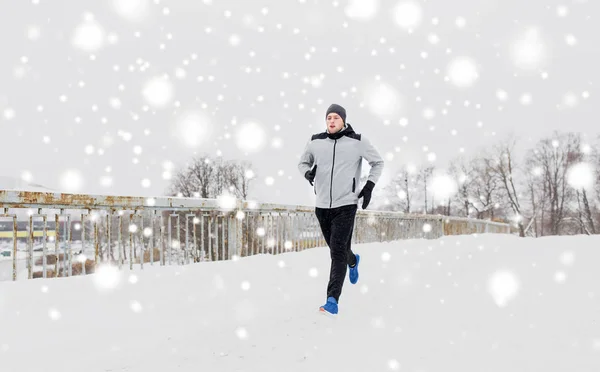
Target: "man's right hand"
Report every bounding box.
[305,165,317,186]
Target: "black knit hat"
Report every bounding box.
[326,103,346,123]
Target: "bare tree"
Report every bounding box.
[186,155,214,198]
[163,154,257,262]
[169,168,198,198]
[567,141,596,235]
[575,189,596,234]
[448,155,500,220]
[383,165,419,213]
[591,135,600,230]
[417,166,435,214]
[527,132,582,235]
[523,156,547,237]
[212,158,225,196]
[225,160,253,199]
[168,155,254,200]
[448,157,472,217]
[469,155,501,220]
[486,136,526,236]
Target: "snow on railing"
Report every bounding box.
[0,190,510,281]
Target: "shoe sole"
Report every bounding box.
[319,307,337,317]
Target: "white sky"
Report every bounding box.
[0,0,597,207]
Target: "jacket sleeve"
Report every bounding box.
[297,139,314,177]
[361,136,384,184]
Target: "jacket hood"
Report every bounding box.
[327,123,356,140]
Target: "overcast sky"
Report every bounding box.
[0,0,597,208]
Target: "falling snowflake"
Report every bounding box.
[60,169,84,192]
[559,251,575,266]
[3,108,15,120]
[565,34,577,46]
[235,327,249,340]
[488,270,520,307]
[520,93,533,105]
[93,264,122,291]
[48,308,61,321]
[430,174,458,201]
[556,5,569,17]
[236,121,266,153]
[365,82,403,118]
[27,25,41,41]
[72,16,105,52]
[130,301,143,313]
[344,0,379,21]
[173,110,213,148]
[554,271,567,283]
[567,162,594,190]
[393,1,423,31]
[271,137,283,149]
[21,171,33,183]
[100,176,113,187]
[510,27,546,70]
[428,33,440,44]
[217,193,237,210]
[142,76,174,108]
[455,17,466,28]
[496,89,508,101]
[229,34,241,46]
[447,57,479,88]
[112,0,151,22]
[388,359,401,370]
[371,317,385,328]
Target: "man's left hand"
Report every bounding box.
[358,180,375,209]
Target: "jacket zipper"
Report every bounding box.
[330,139,337,208]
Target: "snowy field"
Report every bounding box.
[1,233,599,372]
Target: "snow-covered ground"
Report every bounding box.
[0,233,599,372]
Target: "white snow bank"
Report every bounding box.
[1,233,599,372]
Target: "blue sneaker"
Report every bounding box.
[319,297,338,315]
[349,254,360,284]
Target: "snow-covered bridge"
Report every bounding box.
[0,190,509,281]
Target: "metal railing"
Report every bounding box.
[0,190,510,281]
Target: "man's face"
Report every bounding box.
[327,113,344,134]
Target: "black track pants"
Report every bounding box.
[315,204,358,303]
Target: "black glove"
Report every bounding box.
[305,165,317,186]
[358,180,375,209]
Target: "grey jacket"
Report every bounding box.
[298,124,384,209]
